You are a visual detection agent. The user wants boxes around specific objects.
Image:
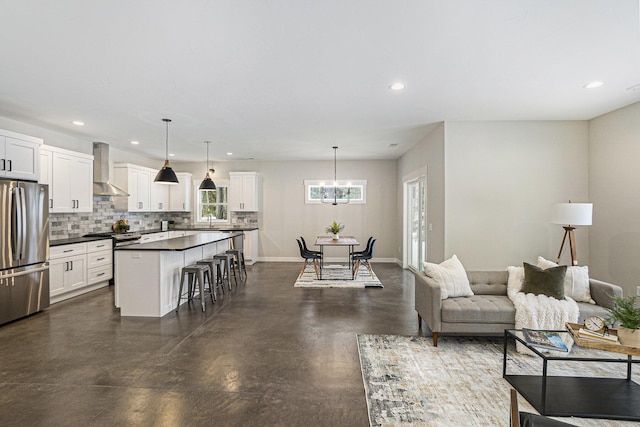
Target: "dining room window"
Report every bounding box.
[197,185,228,222]
[304,180,367,204]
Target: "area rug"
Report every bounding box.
[357,334,640,427]
[294,264,383,288]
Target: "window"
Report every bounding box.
[197,185,228,222]
[304,180,367,204]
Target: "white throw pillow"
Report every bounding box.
[423,255,473,300]
[506,266,525,300]
[536,256,595,304]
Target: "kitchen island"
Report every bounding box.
[114,232,240,317]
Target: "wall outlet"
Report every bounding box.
[67,223,72,231]
[637,286,640,297]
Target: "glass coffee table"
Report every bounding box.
[503,328,640,421]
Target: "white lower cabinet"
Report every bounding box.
[50,239,112,304]
[243,230,259,265]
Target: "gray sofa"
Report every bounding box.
[414,270,623,346]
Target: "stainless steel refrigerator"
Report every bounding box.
[0,179,49,325]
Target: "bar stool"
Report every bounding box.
[176,264,214,312]
[213,252,237,290]
[226,248,247,281]
[197,258,224,296]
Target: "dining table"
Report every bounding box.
[314,236,360,279]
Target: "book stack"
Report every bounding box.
[577,327,619,344]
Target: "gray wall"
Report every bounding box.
[397,123,445,264]
[398,120,590,271]
[444,121,589,270]
[589,100,640,296]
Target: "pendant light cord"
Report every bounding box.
[163,118,171,161]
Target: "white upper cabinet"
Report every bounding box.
[169,172,192,212]
[0,129,42,181]
[113,164,151,212]
[229,172,258,211]
[40,145,93,213]
[150,181,170,212]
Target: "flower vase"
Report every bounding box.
[332,233,339,240]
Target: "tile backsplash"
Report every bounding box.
[50,196,191,240]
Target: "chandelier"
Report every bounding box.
[321,146,351,205]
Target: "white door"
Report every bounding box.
[51,152,73,212]
[71,156,93,212]
[406,178,426,272]
[3,137,39,181]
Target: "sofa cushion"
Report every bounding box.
[576,301,610,324]
[537,256,594,304]
[423,255,473,299]
[521,262,566,300]
[441,295,515,324]
[468,271,509,295]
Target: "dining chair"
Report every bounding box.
[299,236,322,257]
[352,239,376,279]
[296,239,320,279]
[352,236,374,257]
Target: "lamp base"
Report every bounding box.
[556,226,578,266]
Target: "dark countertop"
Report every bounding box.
[115,231,241,252]
[176,225,259,232]
[50,236,112,247]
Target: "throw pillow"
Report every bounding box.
[521,262,566,300]
[506,266,524,300]
[536,256,595,304]
[423,255,473,300]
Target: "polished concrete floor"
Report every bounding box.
[0,262,417,426]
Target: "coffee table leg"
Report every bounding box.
[541,359,548,414]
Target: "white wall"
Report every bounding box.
[444,121,590,270]
[175,159,399,261]
[589,101,640,296]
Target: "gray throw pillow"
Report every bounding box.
[521,262,566,300]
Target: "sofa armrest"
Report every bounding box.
[414,272,443,333]
[589,278,623,310]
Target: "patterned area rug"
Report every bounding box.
[357,334,640,427]
[294,264,383,288]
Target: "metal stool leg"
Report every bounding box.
[176,269,188,311]
[196,269,205,312]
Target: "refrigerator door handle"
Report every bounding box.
[10,187,21,261]
[19,187,27,260]
[0,263,49,280]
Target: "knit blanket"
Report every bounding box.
[507,266,579,354]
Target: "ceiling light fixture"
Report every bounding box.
[389,82,406,91]
[72,120,84,126]
[131,140,139,145]
[321,146,350,205]
[199,141,216,190]
[227,152,233,156]
[154,118,179,185]
[584,81,604,89]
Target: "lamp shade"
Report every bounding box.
[551,203,592,226]
[155,160,179,184]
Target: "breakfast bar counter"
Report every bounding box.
[114,232,239,317]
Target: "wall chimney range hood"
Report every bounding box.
[93,142,129,197]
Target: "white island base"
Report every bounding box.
[115,233,233,317]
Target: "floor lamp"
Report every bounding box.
[551,202,592,266]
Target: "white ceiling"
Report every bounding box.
[1,0,639,161]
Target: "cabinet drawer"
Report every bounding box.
[88,265,112,285]
[88,239,112,252]
[87,249,112,269]
[50,243,87,259]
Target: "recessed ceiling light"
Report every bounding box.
[584,81,604,89]
[227,152,233,156]
[130,141,139,145]
[71,120,84,126]
[389,82,406,91]
[169,153,175,157]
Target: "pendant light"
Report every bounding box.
[321,146,351,205]
[154,118,179,184]
[199,141,216,190]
